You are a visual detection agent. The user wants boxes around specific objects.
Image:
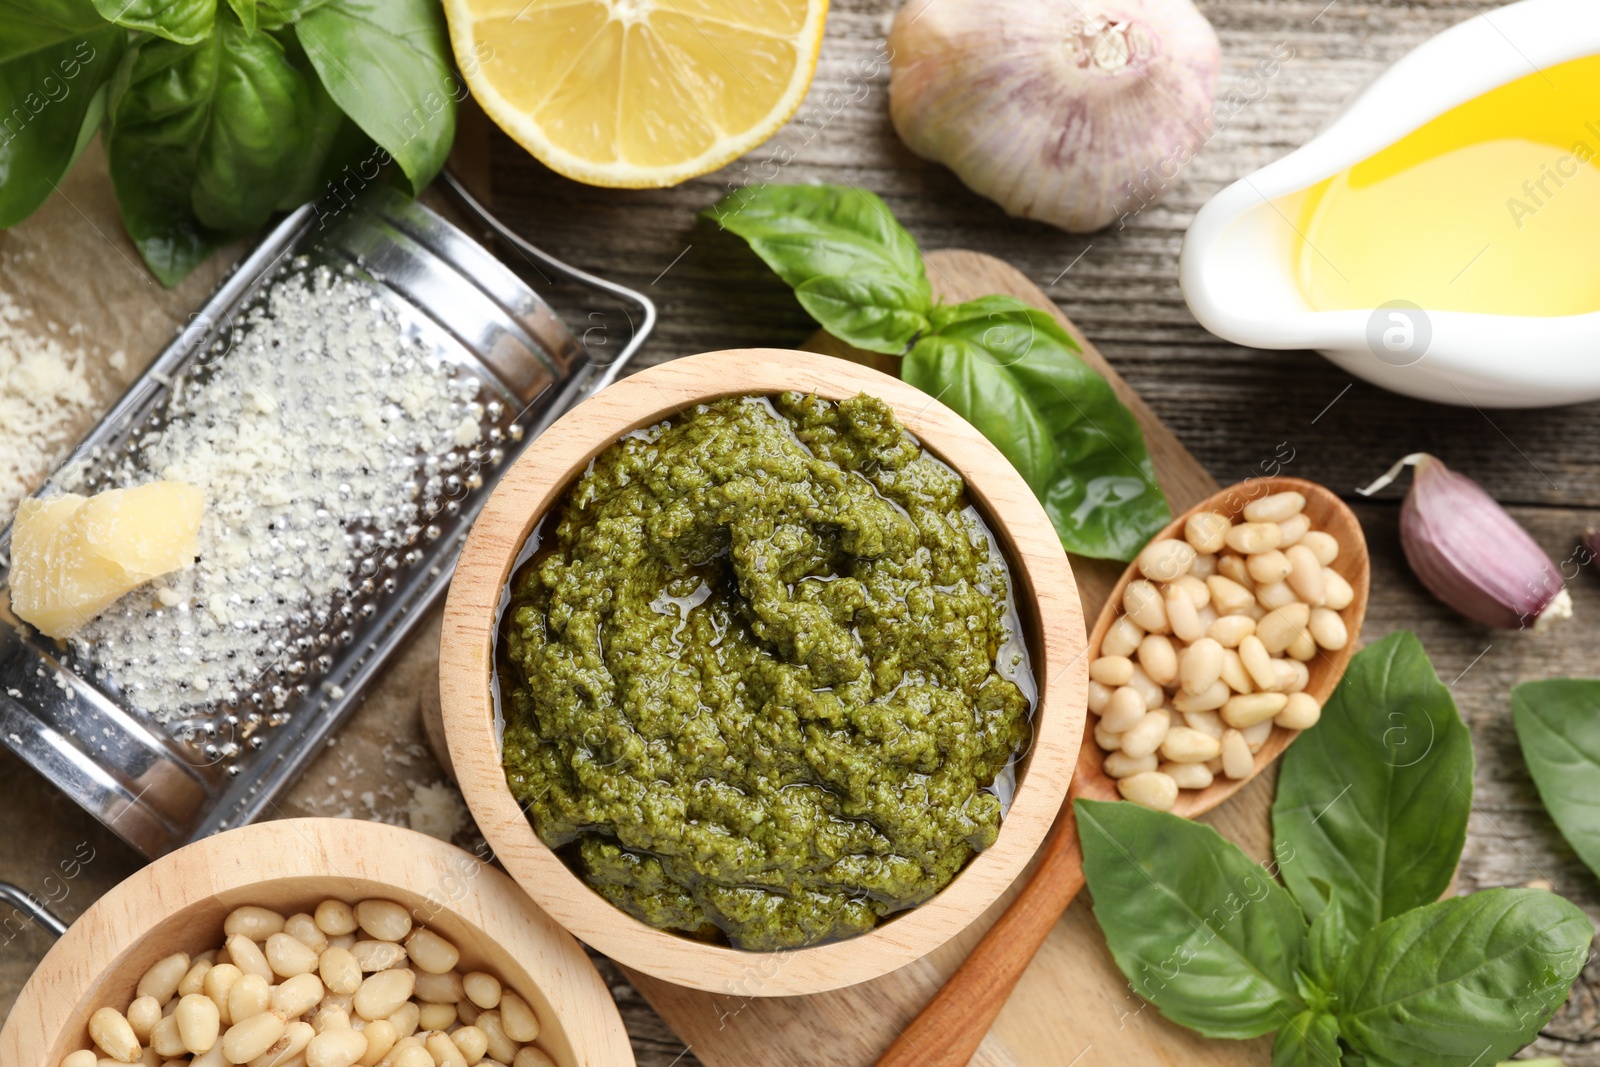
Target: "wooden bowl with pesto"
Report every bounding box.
[439,349,1086,996]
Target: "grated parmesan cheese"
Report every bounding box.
[406,780,468,841]
[0,291,98,525]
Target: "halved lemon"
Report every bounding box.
[446,0,830,188]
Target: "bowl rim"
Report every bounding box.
[438,348,1087,996]
[0,817,635,1067]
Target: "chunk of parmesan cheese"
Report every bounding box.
[10,481,204,639]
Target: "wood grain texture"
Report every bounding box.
[0,819,632,1067]
[438,348,1087,996]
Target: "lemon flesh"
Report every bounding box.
[446,0,828,187]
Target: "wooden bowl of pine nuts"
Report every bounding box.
[0,819,634,1067]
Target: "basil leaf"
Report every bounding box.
[1076,798,1308,1039]
[1272,1012,1341,1067]
[0,1,124,228]
[294,0,456,196]
[904,296,1170,560]
[228,0,258,34]
[1336,888,1590,1066]
[1271,632,1473,935]
[273,26,371,211]
[257,0,329,29]
[706,183,933,354]
[1513,678,1600,883]
[1303,892,1351,993]
[92,0,215,44]
[107,16,311,284]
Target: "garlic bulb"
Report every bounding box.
[1361,454,1571,631]
[887,0,1220,233]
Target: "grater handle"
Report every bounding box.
[439,170,657,395]
[0,882,68,939]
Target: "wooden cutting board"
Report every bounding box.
[623,249,1276,1066]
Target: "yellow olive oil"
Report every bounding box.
[1294,54,1600,316]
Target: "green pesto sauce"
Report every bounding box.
[500,392,1034,951]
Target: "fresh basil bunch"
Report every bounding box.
[1079,633,1592,1066]
[1,0,458,284]
[706,183,1170,562]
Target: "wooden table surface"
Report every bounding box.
[6,0,1600,1062]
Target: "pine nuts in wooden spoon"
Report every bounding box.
[873,476,1369,1067]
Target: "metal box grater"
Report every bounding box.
[0,180,653,858]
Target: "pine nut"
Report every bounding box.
[1161,761,1215,790]
[1221,729,1254,779]
[1093,723,1123,751]
[179,959,212,998]
[1117,771,1179,811]
[1101,615,1144,658]
[1172,680,1228,714]
[1123,579,1169,634]
[320,947,362,996]
[1271,659,1298,692]
[227,935,273,982]
[1282,659,1310,693]
[1089,655,1134,687]
[138,954,191,1004]
[222,1011,286,1064]
[203,965,241,1026]
[1174,574,1211,610]
[391,1044,434,1067]
[327,933,355,951]
[272,973,325,1018]
[1135,636,1177,687]
[1104,751,1157,778]
[1255,580,1297,610]
[1120,708,1171,759]
[1178,637,1223,696]
[1323,568,1354,610]
[90,1008,141,1063]
[1165,584,1204,643]
[386,1003,420,1040]
[1208,614,1255,648]
[350,941,407,973]
[356,1020,395,1066]
[451,1026,489,1066]
[1220,648,1253,694]
[1226,521,1281,555]
[150,1015,186,1059]
[1284,545,1324,605]
[1309,607,1348,650]
[498,994,540,1044]
[1184,511,1231,554]
[1099,686,1146,732]
[321,990,353,1014]
[1222,692,1288,728]
[1244,491,1304,523]
[306,1029,367,1067]
[354,901,412,944]
[1300,530,1339,565]
[127,997,162,1042]
[1160,726,1222,763]
[1217,553,1251,586]
[1182,710,1225,740]
[1195,603,1218,632]
[314,1005,351,1033]
[1239,636,1278,691]
[176,995,220,1055]
[1277,512,1310,546]
[474,1013,517,1065]
[267,933,321,979]
[425,1032,467,1067]
[1257,603,1310,654]
[1138,538,1196,582]
[224,907,284,942]
[285,914,329,954]
[1247,550,1292,585]
[1127,665,1164,709]
[353,970,415,1021]
[1087,680,1112,714]
[1288,629,1317,661]
[1189,552,1217,578]
[63,1052,99,1067]
[417,1002,457,1031]
[1241,719,1274,752]
[1276,692,1322,730]
[404,930,460,976]
[228,975,270,1024]
[314,901,357,937]
[1206,576,1254,615]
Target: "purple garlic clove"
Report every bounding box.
[1360,453,1571,631]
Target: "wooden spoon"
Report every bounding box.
[875,476,1370,1067]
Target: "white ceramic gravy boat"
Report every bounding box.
[1181,0,1600,408]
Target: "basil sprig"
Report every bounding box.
[0,0,456,285]
[1080,633,1592,1065]
[707,184,1169,562]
